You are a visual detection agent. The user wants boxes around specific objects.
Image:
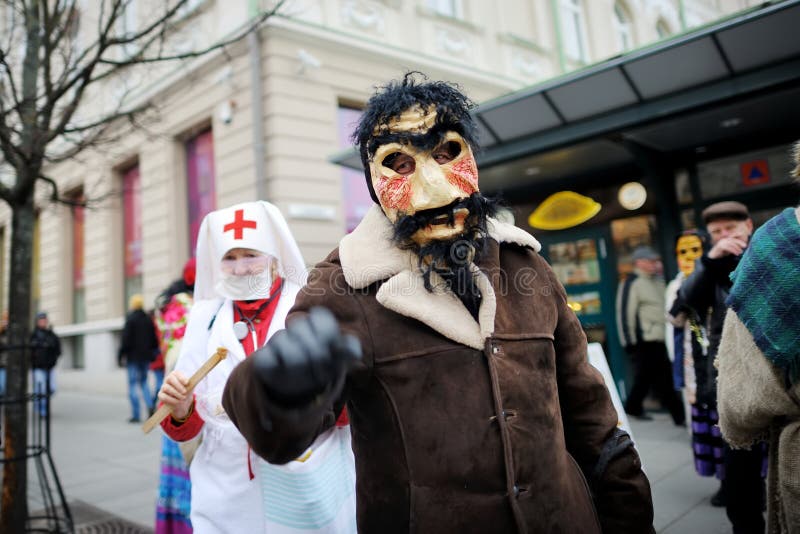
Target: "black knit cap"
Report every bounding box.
[352,72,479,204]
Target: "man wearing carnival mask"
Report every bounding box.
[223,73,654,533]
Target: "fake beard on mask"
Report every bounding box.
[391,193,499,318]
[214,271,276,301]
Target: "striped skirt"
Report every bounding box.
[155,435,193,534]
[691,404,726,478]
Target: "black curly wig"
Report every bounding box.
[352,72,479,203]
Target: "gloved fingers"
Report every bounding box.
[253,333,286,383]
[332,333,362,366]
[285,316,331,389]
[306,307,339,348]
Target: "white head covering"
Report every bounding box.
[194,201,308,301]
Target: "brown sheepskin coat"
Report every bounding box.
[224,206,654,534]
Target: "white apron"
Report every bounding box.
[173,283,356,534]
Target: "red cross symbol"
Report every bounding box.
[223,209,257,240]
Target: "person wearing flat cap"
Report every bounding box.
[616,246,685,425]
[677,200,766,531]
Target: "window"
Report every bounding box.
[69,189,86,368]
[337,105,373,233]
[613,3,633,53]
[122,164,142,304]
[186,129,216,255]
[71,191,86,325]
[425,0,463,19]
[696,144,796,199]
[656,20,672,39]
[560,0,588,62]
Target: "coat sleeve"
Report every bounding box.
[678,256,717,316]
[546,262,654,533]
[717,310,800,448]
[118,315,132,358]
[615,276,640,349]
[53,332,61,358]
[223,256,370,465]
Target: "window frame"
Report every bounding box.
[560,0,589,63]
[613,2,633,53]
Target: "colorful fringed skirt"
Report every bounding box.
[156,435,193,534]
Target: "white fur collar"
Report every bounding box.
[338,205,540,349]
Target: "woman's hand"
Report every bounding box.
[158,370,193,420]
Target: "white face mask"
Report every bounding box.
[214,271,275,301]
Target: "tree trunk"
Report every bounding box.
[1,195,36,533]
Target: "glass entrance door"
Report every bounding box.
[538,226,628,397]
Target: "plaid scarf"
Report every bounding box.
[727,208,800,384]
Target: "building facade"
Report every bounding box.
[0,0,754,374]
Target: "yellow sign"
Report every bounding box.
[528,191,601,230]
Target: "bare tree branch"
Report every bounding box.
[98,2,285,67]
[42,0,127,115]
[0,49,23,113]
[0,88,24,168]
[38,171,125,210]
[17,0,43,165]
[1,2,289,528]
[36,173,61,204]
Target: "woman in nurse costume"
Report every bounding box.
[157,201,356,533]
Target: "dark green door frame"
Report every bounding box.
[537,224,629,399]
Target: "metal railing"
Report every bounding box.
[0,345,73,533]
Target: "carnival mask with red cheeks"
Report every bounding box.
[368,105,480,245]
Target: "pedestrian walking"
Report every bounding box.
[119,294,159,423]
[30,311,61,417]
[617,245,685,425]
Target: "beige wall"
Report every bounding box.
[0,0,748,371]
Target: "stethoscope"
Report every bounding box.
[232,279,284,349]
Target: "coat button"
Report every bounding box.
[492,345,499,354]
[501,410,507,419]
[512,485,520,498]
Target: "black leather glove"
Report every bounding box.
[252,307,362,407]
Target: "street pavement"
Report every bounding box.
[34,368,735,532]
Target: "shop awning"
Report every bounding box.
[330,0,800,195]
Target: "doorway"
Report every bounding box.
[538,225,628,398]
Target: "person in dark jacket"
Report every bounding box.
[30,311,61,417]
[677,200,765,533]
[222,73,654,533]
[119,294,159,423]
